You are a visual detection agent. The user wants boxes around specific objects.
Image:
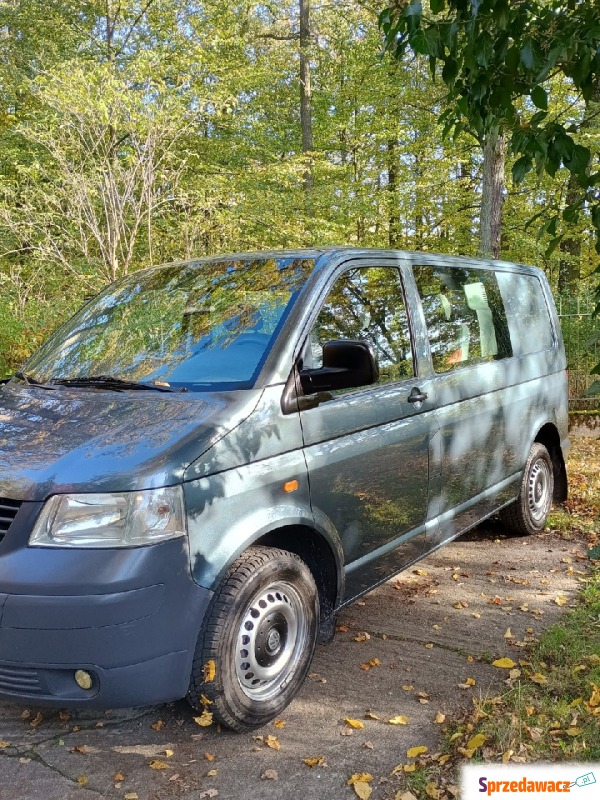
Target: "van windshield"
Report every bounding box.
[24,257,315,391]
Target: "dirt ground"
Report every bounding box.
[0,510,592,800]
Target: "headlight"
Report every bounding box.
[29,487,186,548]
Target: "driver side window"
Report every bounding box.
[305,266,414,386]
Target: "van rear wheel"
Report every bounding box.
[500,442,554,535]
[186,546,319,732]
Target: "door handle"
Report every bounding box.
[407,387,428,404]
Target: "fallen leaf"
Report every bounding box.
[402,685,414,691]
[530,673,548,685]
[264,735,281,751]
[348,773,373,785]
[76,776,88,787]
[193,711,213,727]
[199,791,218,799]
[336,624,349,632]
[566,727,582,736]
[388,715,409,725]
[426,783,441,799]
[414,569,428,576]
[504,628,514,639]
[471,612,481,619]
[434,712,446,724]
[345,718,365,729]
[304,756,326,767]
[396,792,418,800]
[0,742,11,749]
[406,745,428,758]
[453,601,469,609]
[113,772,125,782]
[164,749,174,758]
[124,794,139,800]
[202,660,216,682]
[262,769,278,780]
[492,658,516,669]
[207,769,218,777]
[204,752,215,762]
[364,711,380,720]
[352,783,372,800]
[425,643,434,649]
[360,658,381,670]
[363,741,374,749]
[404,763,417,773]
[149,760,170,770]
[30,712,43,729]
[354,632,371,642]
[273,720,286,728]
[554,595,568,606]
[151,720,164,731]
[19,758,31,764]
[467,734,487,750]
[438,754,450,764]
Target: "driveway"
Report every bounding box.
[0,523,586,800]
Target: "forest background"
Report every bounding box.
[0,0,598,397]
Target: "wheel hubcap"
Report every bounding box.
[235,581,308,701]
[527,457,552,524]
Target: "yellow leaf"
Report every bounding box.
[566,727,582,736]
[554,595,568,606]
[396,792,418,800]
[204,753,215,762]
[509,669,521,680]
[471,612,481,619]
[402,685,414,691]
[414,569,428,576]
[588,684,600,708]
[164,749,174,758]
[354,632,371,642]
[264,735,281,751]
[148,760,170,770]
[207,769,218,777]
[426,783,441,799]
[404,763,416,773]
[304,756,326,767]
[438,754,450,764]
[388,715,409,725]
[425,643,434,649]
[193,710,213,727]
[199,694,213,707]
[364,711,380,720]
[124,794,139,800]
[76,776,88,787]
[502,749,514,763]
[406,745,428,758]
[531,673,548,685]
[352,782,372,800]
[360,658,381,670]
[273,719,286,728]
[113,773,125,782]
[504,628,514,638]
[203,660,216,682]
[151,720,164,731]
[0,742,10,749]
[466,734,487,750]
[345,718,365,729]
[434,712,446,724]
[348,773,373,785]
[492,658,516,669]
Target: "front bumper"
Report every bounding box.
[0,501,212,707]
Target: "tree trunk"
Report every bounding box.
[479,131,505,258]
[299,0,313,191]
[387,138,401,248]
[558,76,600,293]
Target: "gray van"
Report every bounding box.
[0,248,568,731]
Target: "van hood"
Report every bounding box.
[0,383,262,501]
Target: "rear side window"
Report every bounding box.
[496,272,555,355]
[413,265,512,373]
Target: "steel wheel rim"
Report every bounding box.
[235,581,309,701]
[527,457,552,524]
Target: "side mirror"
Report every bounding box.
[299,339,379,394]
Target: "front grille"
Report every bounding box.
[0,497,21,541]
[0,664,43,695]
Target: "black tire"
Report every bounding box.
[186,546,319,732]
[500,442,554,535]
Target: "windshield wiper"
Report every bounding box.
[13,371,57,390]
[50,375,176,393]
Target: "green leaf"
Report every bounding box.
[442,57,458,86]
[430,0,445,13]
[530,86,547,111]
[544,236,562,258]
[564,144,591,176]
[520,39,542,73]
[512,155,532,184]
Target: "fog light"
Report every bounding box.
[74,669,93,690]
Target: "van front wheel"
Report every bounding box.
[186,546,319,732]
[500,443,554,535]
